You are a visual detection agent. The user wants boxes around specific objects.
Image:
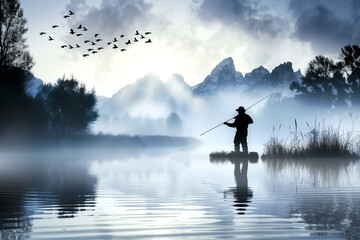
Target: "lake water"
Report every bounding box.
[0,147,359,239]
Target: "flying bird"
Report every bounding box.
[107,42,112,45]
[39,32,46,35]
[76,33,83,36]
[98,47,104,50]
[91,41,96,45]
[69,10,74,15]
[145,39,152,43]
[120,34,125,38]
[121,49,126,52]
[69,45,74,49]
[61,45,67,48]
[83,27,88,31]
[84,40,90,43]
[70,29,75,34]
[134,37,138,42]
[135,30,140,35]
[125,40,131,45]
[48,36,54,41]
[87,48,94,51]
[64,15,70,18]
[92,51,98,54]
[113,44,118,49]
[94,34,99,37]
[113,37,118,42]
[145,32,151,35]
[52,25,59,28]
[96,39,102,42]
[77,24,82,29]
[83,54,89,57]
[140,35,145,39]
[76,44,81,48]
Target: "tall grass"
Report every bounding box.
[263,115,360,159]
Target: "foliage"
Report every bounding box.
[290,45,360,107]
[0,67,47,138]
[0,0,34,71]
[38,76,99,135]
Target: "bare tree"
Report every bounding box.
[0,0,34,71]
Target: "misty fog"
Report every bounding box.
[92,58,360,154]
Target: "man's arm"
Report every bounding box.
[224,121,236,128]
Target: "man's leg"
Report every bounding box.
[234,144,240,152]
[241,141,248,154]
[240,136,248,154]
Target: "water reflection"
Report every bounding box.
[210,155,258,215]
[0,150,99,238]
[263,157,358,187]
[263,157,360,239]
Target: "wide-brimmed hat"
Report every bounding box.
[236,106,245,112]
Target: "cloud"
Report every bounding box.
[193,0,289,38]
[65,0,164,38]
[289,0,360,54]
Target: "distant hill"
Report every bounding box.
[193,57,303,96]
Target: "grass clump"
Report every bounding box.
[262,115,360,159]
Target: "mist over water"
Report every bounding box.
[1,147,360,239]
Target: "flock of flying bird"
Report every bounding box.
[39,10,152,58]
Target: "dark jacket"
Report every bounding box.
[226,113,253,136]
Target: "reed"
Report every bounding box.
[262,116,360,159]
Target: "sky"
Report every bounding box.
[21,0,360,97]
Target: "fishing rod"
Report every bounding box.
[199,94,271,136]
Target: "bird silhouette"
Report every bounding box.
[125,40,131,45]
[84,40,90,43]
[94,34,99,37]
[145,39,152,43]
[76,33,83,36]
[52,25,59,28]
[113,44,118,49]
[83,54,89,57]
[107,42,112,45]
[69,10,74,15]
[113,37,118,42]
[134,37,138,42]
[87,48,94,51]
[76,44,81,48]
[69,45,74,49]
[135,30,140,35]
[61,45,67,48]
[120,34,125,38]
[91,41,96,45]
[96,39,102,42]
[48,36,54,41]
[98,47,104,50]
[92,51,98,54]
[145,32,151,35]
[64,15,70,18]
[121,49,126,52]
[70,29,75,34]
[39,32,46,35]
[83,27,88,31]
[140,35,145,39]
[77,24,82,29]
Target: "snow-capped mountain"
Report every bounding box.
[192,57,244,96]
[260,62,300,88]
[192,58,303,96]
[243,66,270,87]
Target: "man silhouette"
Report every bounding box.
[224,106,253,153]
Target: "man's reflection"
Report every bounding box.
[210,154,258,215]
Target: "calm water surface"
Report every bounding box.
[0,147,359,239]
